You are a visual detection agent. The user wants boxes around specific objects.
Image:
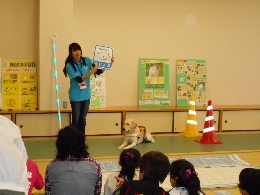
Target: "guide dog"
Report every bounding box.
[118,118,155,149]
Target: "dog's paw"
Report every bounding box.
[151,139,155,143]
[123,146,132,149]
[118,146,123,149]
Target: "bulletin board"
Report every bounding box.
[176,59,207,107]
[1,60,37,110]
[139,58,170,107]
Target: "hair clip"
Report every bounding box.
[124,152,134,159]
[185,169,196,180]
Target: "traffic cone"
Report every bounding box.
[195,100,222,144]
[180,96,200,137]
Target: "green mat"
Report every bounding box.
[23,133,260,160]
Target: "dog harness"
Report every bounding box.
[125,126,146,140]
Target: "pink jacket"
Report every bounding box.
[27,160,44,195]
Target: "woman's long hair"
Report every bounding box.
[118,149,141,181]
[170,159,201,195]
[63,43,82,77]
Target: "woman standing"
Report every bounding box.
[63,43,114,134]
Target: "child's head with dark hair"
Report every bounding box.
[56,126,89,159]
[118,149,141,181]
[238,168,260,195]
[139,151,170,183]
[170,159,201,195]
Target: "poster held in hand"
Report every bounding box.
[93,45,114,70]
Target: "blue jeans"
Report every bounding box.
[70,100,90,135]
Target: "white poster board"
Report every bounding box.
[93,45,114,70]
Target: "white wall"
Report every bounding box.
[72,0,260,107]
[1,0,260,110]
[39,0,73,110]
[0,0,39,60]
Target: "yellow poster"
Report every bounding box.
[176,59,207,106]
[1,60,37,110]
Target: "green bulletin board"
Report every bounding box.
[139,58,170,107]
[176,59,207,107]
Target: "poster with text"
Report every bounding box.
[90,74,106,108]
[1,60,37,110]
[139,58,170,107]
[176,59,207,107]
[93,45,114,70]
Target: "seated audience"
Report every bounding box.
[118,151,170,195]
[45,126,102,195]
[0,116,28,195]
[238,168,260,195]
[26,159,44,195]
[104,149,141,195]
[168,159,204,195]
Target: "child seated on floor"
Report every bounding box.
[238,168,260,195]
[116,151,170,195]
[168,159,205,195]
[104,149,141,195]
[45,126,102,195]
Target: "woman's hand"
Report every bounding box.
[115,176,124,188]
[91,64,98,74]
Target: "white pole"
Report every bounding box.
[51,34,62,130]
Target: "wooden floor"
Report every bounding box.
[28,132,260,195]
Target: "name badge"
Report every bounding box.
[79,81,87,89]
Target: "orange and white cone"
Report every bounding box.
[180,96,200,137]
[195,100,222,144]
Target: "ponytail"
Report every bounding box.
[63,55,77,77]
[118,149,141,181]
[170,159,201,195]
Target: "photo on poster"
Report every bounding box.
[197,78,206,91]
[145,62,164,87]
[146,62,164,77]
